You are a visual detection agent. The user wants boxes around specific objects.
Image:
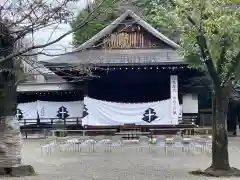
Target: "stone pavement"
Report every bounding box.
[3,137,240,180]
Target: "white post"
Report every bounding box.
[170,75,179,124]
[236,118,239,136]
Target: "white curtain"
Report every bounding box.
[38,101,83,124]
[17,101,38,125]
[82,97,181,126]
[17,99,181,126]
[17,101,83,125]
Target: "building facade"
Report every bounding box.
[40,10,203,129]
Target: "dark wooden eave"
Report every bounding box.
[41,49,187,68]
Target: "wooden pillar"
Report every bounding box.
[83,80,89,96]
[236,111,240,136]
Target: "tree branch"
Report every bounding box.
[217,36,228,75]
[0,0,107,63]
[187,16,221,88]
[21,7,145,57]
[223,51,240,84]
[196,35,221,87]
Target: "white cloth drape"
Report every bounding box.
[17,98,182,126]
[17,101,38,125]
[17,101,83,125]
[82,97,181,126]
[38,101,83,124]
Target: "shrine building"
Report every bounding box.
[37,10,204,130]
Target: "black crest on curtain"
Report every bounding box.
[142,108,158,123]
[82,104,88,118]
[16,108,23,120]
[57,106,69,120]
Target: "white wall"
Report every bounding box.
[182,94,198,114]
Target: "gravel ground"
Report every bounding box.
[2,137,240,180]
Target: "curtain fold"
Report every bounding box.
[82,97,182,126]
[38,101,83,124]
[17,101,38,125]
[17,101,83,125]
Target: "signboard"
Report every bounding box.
[170,75,179,123]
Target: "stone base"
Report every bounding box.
[0,165,35,177]
[189,167,240,177]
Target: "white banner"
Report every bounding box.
[17,101,38,125]
[82,97,181,126]
[17,101,83,126]
[38,101,83,124]
[170,75,179,123]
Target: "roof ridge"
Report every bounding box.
[76,9,180,51]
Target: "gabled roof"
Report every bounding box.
[42,10,184,66]
[76,9,180,51]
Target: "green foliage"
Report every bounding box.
[71,0,122,46]
[71,0,171,46]
[144,1,181,42]
[147,0,240,84]
[71,0,240,85]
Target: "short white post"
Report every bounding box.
[236,122,239,136]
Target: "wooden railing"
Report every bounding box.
[179,115,198,125]
[19,117,82,127]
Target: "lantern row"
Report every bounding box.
[101,66,188,70]
[20,91,78,95]
[59,66,194,71]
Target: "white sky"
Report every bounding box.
[0,0,92,61]
[34,0,88,61]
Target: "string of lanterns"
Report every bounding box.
[58,65,193,71]
[104,66,187,70]
[84,96,182,105]
[21,91,78,95]
[92,66,191,71]
[99,66,193,73]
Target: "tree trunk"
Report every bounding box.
[0,59,22,168]
[211,87,230,170]
[0,116,22,167]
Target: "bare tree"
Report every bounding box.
[0,0,114,176]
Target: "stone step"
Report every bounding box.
[0,165,35,177]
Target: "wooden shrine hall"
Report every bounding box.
[40,10,204,133]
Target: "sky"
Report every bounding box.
[0,0,95,62]
[0,0,89,61]
[32,0,89,61]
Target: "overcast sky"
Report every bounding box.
[32,0,88,61]
[0,0,91,61]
